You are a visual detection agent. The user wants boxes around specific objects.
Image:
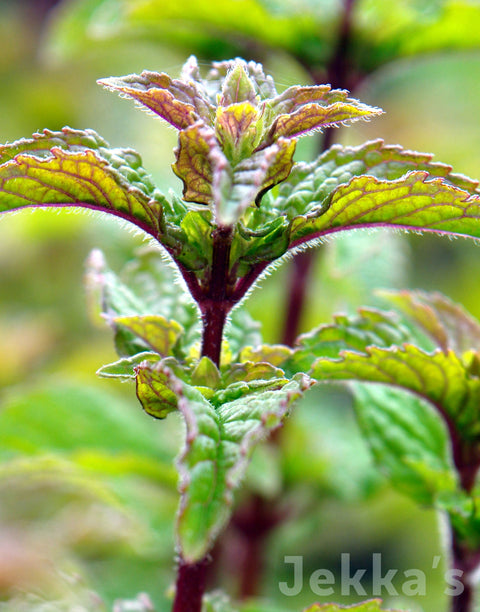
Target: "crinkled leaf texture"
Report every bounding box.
[99,59,380,226]
[173,371,312,561]
[289,307,409,373]
[312,345,480,444]
[308,292,480,542]
[85,247,201,360]
[0,127,164,238]
[234,139,480,273]
[304,600,404,611]
[289,171,480,248]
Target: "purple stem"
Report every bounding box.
[172,558,209,612]
[199,226,234,367]
[450,536,480,612]
[172,227,234,612]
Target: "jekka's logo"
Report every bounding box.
[279,554,463,598]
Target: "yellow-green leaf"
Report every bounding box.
[0,148,162,238]
[290,172,480,248]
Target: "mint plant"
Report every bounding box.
[2,57,480,611]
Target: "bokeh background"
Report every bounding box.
[1,1,480,610]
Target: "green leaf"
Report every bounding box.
[0,127,109,163]
[0,146,163,238]
[0,382,175,467]
[85,248,201,358]
[270,98,382,141]
[224,307,262,359]
[438,489,480,551]
[378,289,480,354]
[0,127,159,198]
[113,315,183,357]
[239,344,292,367]
[303,600,404,611]
[173,121,221,206]
[216,102,261,164]
[233,139,480,271]
[352,383,456,505]
[289,171,480,249]
[221,361,286,386]
[276,139,479,219]
[180,210,214,269]
[96,351,160,379]
[44,0,327,65]
[176,374,312,561]
[45,0,480,83]
[191,356,222,389]
[312,344,480,444]
[135,360,179,419]
[172,119,295,225]
[216,138,296,225]
[220,62,258,105]
[291,308,409,373]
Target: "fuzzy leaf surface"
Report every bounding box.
[96,352,160,380]
[176,375,311,561]
[289,172,480,249]
[271,99,382,140]
[276,139,479,219]
[98,70,213,128]
[312,345,480,444]
[233,140,480,270]
[0,145,162,238]
[291,308,409,372]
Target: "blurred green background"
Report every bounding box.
[1,0,480,610]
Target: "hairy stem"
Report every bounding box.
[172,557,209,612]
[172,227,234,611]
[199,226,233,367]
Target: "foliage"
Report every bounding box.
[310,291,480,551]
[3,5,480,609]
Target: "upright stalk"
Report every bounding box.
[282,0,357,346]
[451,537,478,612]
[173,558,209,612]
[447,436,480,612]
[200,226,234,365]
[173,225,233,612]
